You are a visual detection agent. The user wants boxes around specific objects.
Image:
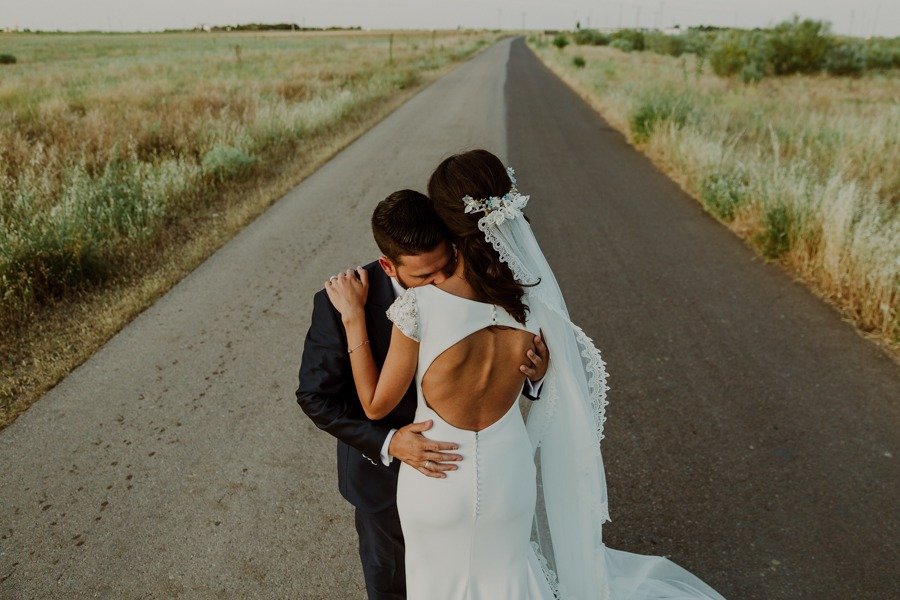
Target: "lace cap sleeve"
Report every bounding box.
[386,287,420,342]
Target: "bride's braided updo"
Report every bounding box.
[427,149,529,325]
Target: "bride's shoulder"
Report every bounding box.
[386,287,421,341]
[387,286,418,312]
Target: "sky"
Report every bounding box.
[2,0,898,38]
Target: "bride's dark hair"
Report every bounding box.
[427,149,530,325]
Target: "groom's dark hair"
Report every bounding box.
[372,190,449,264]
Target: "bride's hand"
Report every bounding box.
[324,267,369,322]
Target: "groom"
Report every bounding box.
[295,189,549,599]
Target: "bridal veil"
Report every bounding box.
[472,167,728,600]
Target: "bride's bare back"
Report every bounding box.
[419,280,536,432]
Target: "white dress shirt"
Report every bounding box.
[378,277,544,466]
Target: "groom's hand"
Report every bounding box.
[520,329,549,383]
[389,420,462,479]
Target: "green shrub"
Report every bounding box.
[201,145,257,180]
[0,226,109,306]
[573,28,610,46]
[700,170,749,221]
[709,33,743,75]
[0,155,174,308]
[709,30,771,78]
[629,89,694,142]
[645,31,686,57]
[552,34,569,50]
[681,30,712,56]
[610,38,634,53]
[740,61,766,83]
[755,204,793,258]
[611,28,645,51]
[864,41,900,70]
[825,41,867,76]
[573,55,586,68]
[767,16,832,75]
[0,54,16,64]
[393,69,420,90]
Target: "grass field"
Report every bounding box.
[0,30,495,322]
[0,29,501,427]
[530,37,899,354]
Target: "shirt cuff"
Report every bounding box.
[380,428,397,466]
[525,377,544,398]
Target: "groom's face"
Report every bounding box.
[379,240,455,290]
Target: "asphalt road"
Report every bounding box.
[1,37,897,600]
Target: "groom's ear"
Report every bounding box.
[378,256,398,278]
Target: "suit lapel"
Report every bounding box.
[366,261,396,310]
[365,261,396,363]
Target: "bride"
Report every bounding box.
[324,149,727,599]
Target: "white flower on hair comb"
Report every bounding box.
[461,166,530,227]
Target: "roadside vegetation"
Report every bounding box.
[553,17,899,81]
[530,18,898,354]
[0,29,499,427]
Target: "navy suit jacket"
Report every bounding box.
[296,261,417,513]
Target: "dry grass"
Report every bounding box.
[0,30,501,429]
[531,38,899,359]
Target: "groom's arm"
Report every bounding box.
[296,289,392,463]
[520,331,549,401]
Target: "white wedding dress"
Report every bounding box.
[384,165,728,600]
[386,284,728,600]
[388,284,556,599]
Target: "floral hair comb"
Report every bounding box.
[461,166,529,226]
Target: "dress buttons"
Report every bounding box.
[473,430,481,517]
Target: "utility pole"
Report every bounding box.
[872,2,881,37]
[521,12,526,31]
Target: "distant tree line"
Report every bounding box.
[191,23,363,33]
[1,24,363,34]
[552,15,899,82]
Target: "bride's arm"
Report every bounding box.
[325,267,418,420]
[341,314,418,420]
